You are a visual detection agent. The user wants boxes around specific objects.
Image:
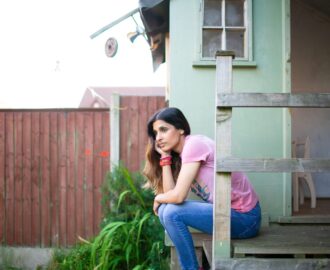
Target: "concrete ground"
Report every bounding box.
[0,247,54,270]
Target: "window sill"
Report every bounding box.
[192,60,257,68]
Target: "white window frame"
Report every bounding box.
[194,0,254,66]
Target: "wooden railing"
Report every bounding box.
[213,51,330,269]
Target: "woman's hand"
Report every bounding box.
[153,199,161,216]
[155,142,171,157]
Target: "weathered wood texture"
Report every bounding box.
[217,158,330,172]
[0,109,109,247]
[217,93,330,107]
[0,97,165,247]
[213,52,330,268]
[232,225,330,256]
[110,94,120,170]
[119,96,166,172]
[166,231,212,269]
[214,258,330,270]
[213,52,234,266]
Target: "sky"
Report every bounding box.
[0,0,166,108]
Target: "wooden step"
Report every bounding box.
[215,258,330,270]
[232,224,330,258]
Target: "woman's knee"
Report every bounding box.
[158,203,166,224]
[161,203,181,225]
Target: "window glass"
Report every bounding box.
[203,29,222,58]
[225,0,244,26]
[226,30,244,57]
[202,0,250,60]
[204,0,222,26]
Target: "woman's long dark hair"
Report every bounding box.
[142,107,191,194]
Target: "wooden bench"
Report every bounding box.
[165,230,212,270]
[163,199,270,269]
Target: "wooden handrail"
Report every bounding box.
[217,158,330,172]
[213,51,234,267]
[213,51,330,269]
[217,93,330,107]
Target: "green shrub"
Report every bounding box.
[47,244,91,270]
[47,164,169,270]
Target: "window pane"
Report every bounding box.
[204,0,222,26]
[225,0,244,26]
[202,29,222,58]
[226,30,244,57]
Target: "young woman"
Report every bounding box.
[143,107,261,270]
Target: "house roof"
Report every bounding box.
[79,86,165,108]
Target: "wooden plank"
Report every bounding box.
[76,112,85,241]
[0,112,5,244]
[120,97,129,169]
[84,112,94,239]
[101,111,110,216]
[102,111,110,179]
[110,94,120,171]
[217,93,330,108]
[5,112,14,245]
[278,215,330,224]
[232,225,330,255]
[128,96,139,172]
[138,96,149,171]
[40,112,51,247]
[58,112,67,246]
[214,258,330,270]
[31,112,41,246]
[93,111,103,235]
[66,112,76,246]
[217,158,330,172]
[213,52,234,266]
[50,112,59,246]
[148,95,158,117]
[22,112,32,245]
[14,112,23,245]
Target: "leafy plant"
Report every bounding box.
[92,164,169,270]
[47,244,92,270]
[47,164,169,270]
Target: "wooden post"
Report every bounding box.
[213,51,235,269]
[110,93,120,171]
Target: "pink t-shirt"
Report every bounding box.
[180,135,259,213]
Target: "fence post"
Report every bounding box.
[110,93,120,170]
[213,51,235,268]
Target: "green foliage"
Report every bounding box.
[47,244,92,270]
[47,164,169,270]
[100,165,154,226]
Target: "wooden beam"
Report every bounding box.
[217,93,330,108]
[213,51,234,267]
[110,94,120,171]
[217,158,330,172]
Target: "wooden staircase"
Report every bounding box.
[213,51,330,269]
[165,52,330,270]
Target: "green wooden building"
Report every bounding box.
[142,0,330,268]
[166,0,330,224]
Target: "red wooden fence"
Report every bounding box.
[120,96,166,172]
[0,96,165,247]
[0,109,109,247]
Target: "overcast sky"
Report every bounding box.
[0,0,166,108]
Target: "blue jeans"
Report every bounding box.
[158,201,261,270]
